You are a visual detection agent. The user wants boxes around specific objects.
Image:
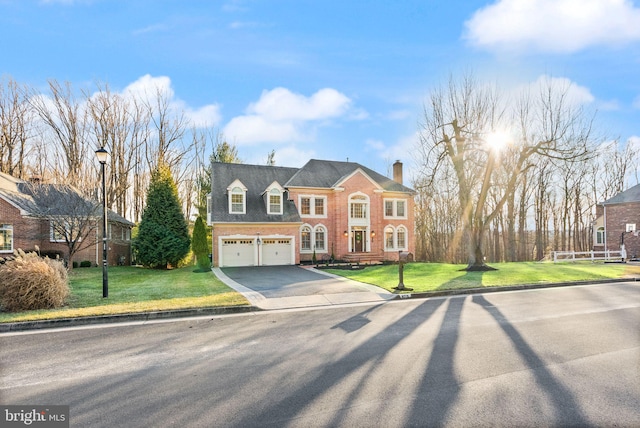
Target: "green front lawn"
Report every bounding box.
[326,262,640,293]
[0,266,249,323]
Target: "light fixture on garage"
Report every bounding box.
[257,232,261,245]
[371,231,376,238]
[343,230,348,237]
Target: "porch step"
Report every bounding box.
[342,253,385,264]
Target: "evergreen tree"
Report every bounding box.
[191,216,210,270]
[133,165,190,269]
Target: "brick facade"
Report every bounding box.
[211,167,415,267]
[594,202,640,259]
[1,196,132,266]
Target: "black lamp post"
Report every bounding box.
[95,147,109,298]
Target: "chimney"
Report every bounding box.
[393,160,403,185]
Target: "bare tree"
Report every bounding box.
[418,73,594,269]
[22,182,100,268]
[29,80,91,191]
[0,77,33,178]
[86,83,149,217]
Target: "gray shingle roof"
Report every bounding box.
[0,181,134,226]
[601,183,640,205]
[286,159,415,193]
[211,163,301,223]
[210,159,415,223]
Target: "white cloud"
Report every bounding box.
[121,74,221,128]
[465,0,640,53]
[224,87,358,145]
[224,115,300,145]
[514,75,595,108]
[365,139,386,151]
[248,87,351,121]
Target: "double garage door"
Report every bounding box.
[221,238,292,267]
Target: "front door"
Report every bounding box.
[353,230,364,252]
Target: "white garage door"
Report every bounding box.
[262,239,292,266]
[222,239,255,267]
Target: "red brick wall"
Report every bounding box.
[211,170,416,266]
[601,202,640,258]
[1,197,131,266]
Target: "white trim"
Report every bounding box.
[298,195,328,218]
[383,198,408,219]
[334,168,383,190]
[0,223,13,253]
[300,223,329,254]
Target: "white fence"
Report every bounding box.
[552,250,624,263]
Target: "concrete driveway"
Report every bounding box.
[213,265,395,310]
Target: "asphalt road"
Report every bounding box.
[1,282,639,427]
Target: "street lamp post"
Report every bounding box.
[95,147,109,298]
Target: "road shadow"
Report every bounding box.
[472,294,590,426]
[232,297,450,427]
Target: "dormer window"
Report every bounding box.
[269,188,282,214]
[231,187,245,213]
[263,181,284,215]
[227,179,248,214]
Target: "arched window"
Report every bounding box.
[314,225,326,251]
[385,226,395,250]
[397,226,407,250]
[596,227,605,245]
[301,226,312,251]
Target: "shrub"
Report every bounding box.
[73,261,79,269]
[80,260,92,268]
[0,249,69,312]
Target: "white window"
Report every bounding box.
[350,195,368,219]
[596,227,605,245]
[268,188,282,214]
[385,226,395,250]
[384,198,408,219]
[384,225,409,251]
[299,196,327,218]
[397,226,407,250]
[626,223,636,233]
[0,224,13,252]
[230,187,245,214]
[315,225,326,251]
[300,224,328,253]
[301,226,312,251]
[50,219,84,243]
[50,221,66,243]
[206,194,212,223]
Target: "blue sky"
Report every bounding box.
[2,0,640,178]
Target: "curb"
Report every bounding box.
[390,277,639,300]
[0,305,260,333]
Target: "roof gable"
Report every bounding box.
[285,159,414,193]
[334,168,383,190]
[601,183,640,205]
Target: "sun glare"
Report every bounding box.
[486,130,512,152]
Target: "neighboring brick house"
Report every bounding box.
[0,172,133,266]
[593,183,640,259]
[208,159,415,267]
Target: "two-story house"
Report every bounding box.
[208,159,415,267]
